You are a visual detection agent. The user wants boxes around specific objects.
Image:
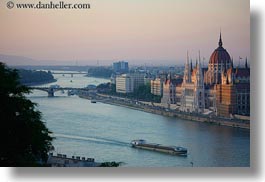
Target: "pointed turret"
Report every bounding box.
[187,50,189,64]
[219,31,223,47]
[183,51,191,84]
[190,59,193,71]
[196,58,204,87]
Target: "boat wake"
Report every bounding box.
[52,133,130,147]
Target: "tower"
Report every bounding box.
[183,51,191,84]
[205,32,232,85]
[194,51,205,112]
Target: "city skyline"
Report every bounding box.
[0,0,249,65]
[0,0,251,169]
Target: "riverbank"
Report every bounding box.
[22,79,57,86]
[78,93,250,130]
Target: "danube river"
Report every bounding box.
[28,72,250,167]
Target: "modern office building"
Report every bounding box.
[113,61,129,73]
[130,72,145,90]
[115,74,134,93]
[115,72,146,94]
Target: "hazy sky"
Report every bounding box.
[0,0,249,65]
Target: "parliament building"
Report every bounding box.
[162,33,250,118]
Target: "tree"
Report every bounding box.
[130,83,162,103]
[0,63,53,166]
[18,69,55,85]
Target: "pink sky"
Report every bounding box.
[0,0,249,65]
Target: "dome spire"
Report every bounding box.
[219,31,223,47]
[190,59,193,70]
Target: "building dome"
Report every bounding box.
[209,33,231,65]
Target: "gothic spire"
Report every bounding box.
[184,50,191,84]
[219,31,223,47]
[186,50,189,64]
[245,57,248,68]
[197,50,201,68]
[169,73,172,80]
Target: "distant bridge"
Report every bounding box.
[50,72,87,78]
[51,72,87,75]
[30,86,90,97]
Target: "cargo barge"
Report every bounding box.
[131,139,187,156]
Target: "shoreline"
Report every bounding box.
[79,93,250,130]
[22,79,57,86]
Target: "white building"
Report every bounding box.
[115,73,145,94]
[116,74,134,93]
[180,52,205,113]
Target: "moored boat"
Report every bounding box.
[131,139,187,156]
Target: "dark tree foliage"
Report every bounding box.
[129,83,162,103]
[98,82,161,103]
[97,82,116,94]
[0,63,53,166]
[99,161,121,167]
[18,69,55,85]
[87,67,113,78]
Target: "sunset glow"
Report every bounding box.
[0,0,249,65]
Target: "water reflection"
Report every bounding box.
[28,73,250,167]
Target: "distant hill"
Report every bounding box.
[0,54,112,66]
[0,54,37,65]
[0,54,75,66]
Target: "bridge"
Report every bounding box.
[30,86,90,97]
[50,72,87,78]
[51,72,87,75]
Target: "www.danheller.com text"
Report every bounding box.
[6,1,91,10]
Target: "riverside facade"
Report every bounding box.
[161,33,250,118]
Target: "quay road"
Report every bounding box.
[79,92,250,130]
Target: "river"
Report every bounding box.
[27,72,250,167]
